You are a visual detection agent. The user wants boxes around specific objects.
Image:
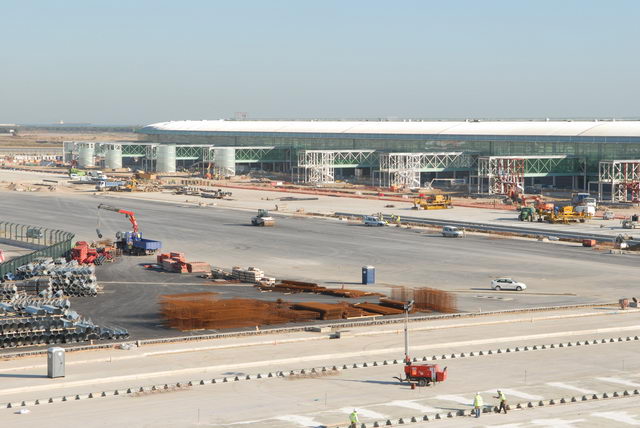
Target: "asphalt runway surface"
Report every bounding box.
[0,191,636,339]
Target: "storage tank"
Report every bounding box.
[77,143,95,168]
[104,144,123,169]
[214,147,236,176]
[156,145,176,173]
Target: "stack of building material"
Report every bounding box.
[355,302,404,315]
[186,262,210,273]
[160,293,323,330]
[13,278,52,296]
[379,298,415,312]
[257,277,276,286]
[6,259,99,297]
[231,267,264,283]
[70,241,115,265]
[291,302,346,320]
[390,287,457,313]
[259,280,382,298]
[0,295,128,348]
[0,284,17,299]
[157,253,209,274]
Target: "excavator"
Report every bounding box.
[96,204,162,255]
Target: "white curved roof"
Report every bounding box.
[140,120,640,137]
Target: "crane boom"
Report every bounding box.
[97,203,139,234]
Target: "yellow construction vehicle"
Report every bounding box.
[135,171,157,181]
[412,194,452,210]
[544,206,591,224]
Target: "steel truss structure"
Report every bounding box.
[297,150,377,183]
[476,156,525,195]
[378,152,474,188]
[474,155,586,194]
[234,147,276,163]
[598,160,640,203]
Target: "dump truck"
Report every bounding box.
[412,194,452,210]
[251,209,275,226]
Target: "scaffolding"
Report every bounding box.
[475,156,525,195]
[474,155,585,194]
[378,152,474,188]
[598,160,640,203]
[297,150,376,184]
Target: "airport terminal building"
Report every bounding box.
[66,120,640,201]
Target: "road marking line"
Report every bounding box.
[434,394,471,405]
[545,382,596,394]
[591,411,640,425]
[486,424,525,428]
[275,415,324,427]
[530,419,585,428]
[338,407,387,419]
[486,388,543,400]
[596,377,640,388]
[385,400,439,414]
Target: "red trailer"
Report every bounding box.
[395,363,447,387]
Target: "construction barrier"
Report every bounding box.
[0,221,75,279]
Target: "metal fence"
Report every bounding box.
[0,221,75,279]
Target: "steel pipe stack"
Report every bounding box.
[0,284,17,299]
[4,259,100,297]
[0,296,128,349]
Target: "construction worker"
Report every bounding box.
[349,409,359,428]
[494,390,507,414]
[473,392,483,418]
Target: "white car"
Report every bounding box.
[363,216,387,226]
[442,226,465,238]
[491,278,527,291]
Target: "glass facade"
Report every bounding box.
[140,131,640,176]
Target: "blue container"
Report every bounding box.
[362,266,375,285]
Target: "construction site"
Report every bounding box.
[2,123,640,427]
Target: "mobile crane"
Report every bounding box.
[97,204,162,255]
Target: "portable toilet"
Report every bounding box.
[362,266,375,285]
[47,347,65,378]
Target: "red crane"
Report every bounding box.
[97,203,139,234]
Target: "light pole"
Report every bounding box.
[403,300,415,365]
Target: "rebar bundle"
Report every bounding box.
[391,286,457,313]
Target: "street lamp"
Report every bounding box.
[403,300,414,365]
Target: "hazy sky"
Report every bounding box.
[2,0,639,124]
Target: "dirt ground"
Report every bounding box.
[0,129,137,147]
